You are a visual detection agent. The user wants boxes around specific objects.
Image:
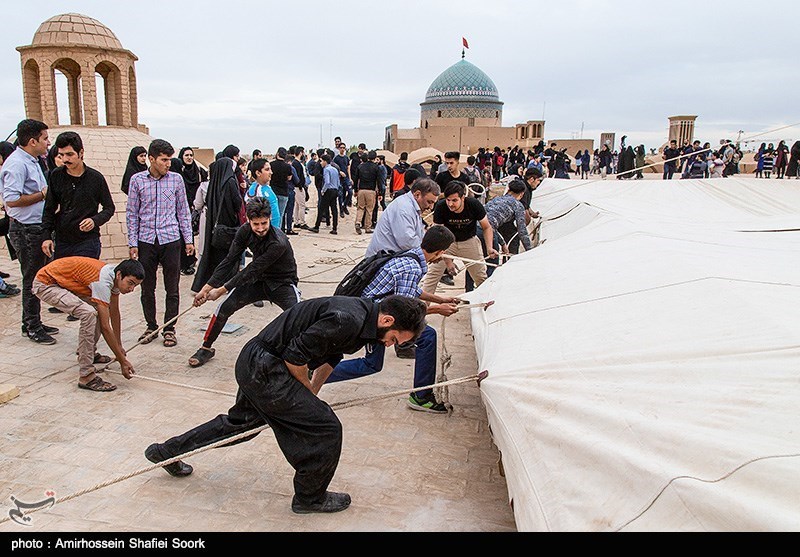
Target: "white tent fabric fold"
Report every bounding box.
[464,177,800,531]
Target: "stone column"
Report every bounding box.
[118,63,132,128]
[39,61,58,126]
[66,72,83,125]
[81,59,99,126]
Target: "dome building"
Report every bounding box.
[420,59,504,128]
[14,13,154,260]
[384,55,545,159]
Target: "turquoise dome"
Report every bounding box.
[424,59,500,103]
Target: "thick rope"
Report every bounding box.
[436,314,452,407]
[442,253,501,268]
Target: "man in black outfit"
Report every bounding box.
[269,147,294,229]
[188,197,300,368]
[145,294,428,514]
[662,139,681,180]
[41,131,115,260]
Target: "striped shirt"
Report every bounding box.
[35,257,118,307]
[361,247,427,301]
[126,170,193,246]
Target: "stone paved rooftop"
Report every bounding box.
[0,206,516,533]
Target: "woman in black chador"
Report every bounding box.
[176,147,208,275]
[121,146,147,195]
[192,157,243,292]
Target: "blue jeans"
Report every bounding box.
[326,325,437,399]
[338,179,352,212]
[283,187,295,232]
[276,195,288,228]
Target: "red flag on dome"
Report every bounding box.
[462,37,469,49]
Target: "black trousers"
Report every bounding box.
[315,185,329,225]
[8,220,47,332]
[138,239,181,332]
[158,340,343,505]
[203,282,301,348]
[314,189,339,231]
[180,238,197,271]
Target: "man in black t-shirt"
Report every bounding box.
[662,140,681,180]
[434,150,470,191]
[421,181,498,295]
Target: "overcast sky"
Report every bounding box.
[2,0,798,155]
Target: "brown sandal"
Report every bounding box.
[78,376,117,392]
[163,331,177,347]
[93,353,113,364]
[138,328,157,344]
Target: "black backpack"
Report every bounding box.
[334,249,418,297]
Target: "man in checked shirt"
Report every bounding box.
[126,139,195,347]
[310,225,462,413]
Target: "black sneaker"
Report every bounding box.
[0,284,20,297]
[440,274,455,286]
[27,328,57,345]
[48,306,64,313]
[253,300,264,307]
[145,443,193,477]
[291,491,351,514]
[21,324,60,336]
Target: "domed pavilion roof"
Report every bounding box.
[32,13,123,50]
[424,59,501,104]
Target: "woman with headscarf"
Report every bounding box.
[619,145,636,179]
[774,140,790,179]
[45,145,63,184]
[222,144,240,161]
[634,145,646,179]
[176,147,208,275]
[191,157,244,292]
[787,141,800,179]
[755,143,766,178]
[121,146,147,195]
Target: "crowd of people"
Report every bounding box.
[0,118,545,517]
[1,115,798,516]
[465,137,800,182]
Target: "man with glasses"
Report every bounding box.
[311,225,461,413]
